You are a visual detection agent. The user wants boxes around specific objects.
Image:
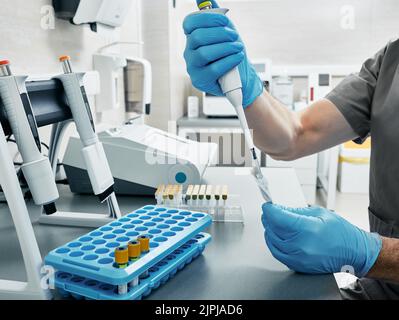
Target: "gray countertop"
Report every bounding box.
[0,167,341,300]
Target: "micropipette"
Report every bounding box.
[196,2,273,203]
[0,60,59,214]
[55,56,122,218]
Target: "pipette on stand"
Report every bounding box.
[0,60,59,214]
[55,56,121,218]
[196,2,273,203]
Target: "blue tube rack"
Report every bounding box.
[45,206,212,300]
[53,233,211,300]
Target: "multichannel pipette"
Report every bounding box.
[196,2,273,203]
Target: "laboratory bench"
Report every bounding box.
[0,167,341,300]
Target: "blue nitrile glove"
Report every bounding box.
[261,203,382,277]
[183,0,264,108]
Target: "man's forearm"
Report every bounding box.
[245,91,302,160]
[245,91,357,161]
[367,237,399,283]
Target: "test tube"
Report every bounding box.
[206,185,213,208]
[199,185,206,208]
[176,185,183,207]
[128,241,141,288]
[137,236,150,279]
[214,185,221,217]
[114,246,129,295]
[186,185,194,207]
[155,185,165,205]
[192,185,200,208]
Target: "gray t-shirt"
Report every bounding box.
[326,39,399,299]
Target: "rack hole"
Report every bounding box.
[93,239,106,245]
[90,231,103,237]
[69,251,84,257]
[149,229,162,235]
[81,245,95,251]
[126,231,139,237]
[106,242,120,248]
[95,248,109,254]
[180,211,191,216]
[178,222,191,227]
[98,258,113,265]
[83,254,98,261]
[56,248,70,254]
[79,236,93,242]
[112,229,126,235]
[163,232,176,237]
[68,242,82,248]
[116,236,130,242]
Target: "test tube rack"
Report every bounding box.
[155,185,244,223]
[45,205,212,300]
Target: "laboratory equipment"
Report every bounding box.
[272,74,294,109]
[308,73,332,103]
[53,0,133,33]
[252,59,273,92]
[155,184,244,223]
[202,92,237,117]
[40,56,122,227]
[202,60,272,118]
[0,118,52,300]
[194,2,273,203]
[93,53,152,118]
[187,96,200,118]
[0,60,59,214]
[62,123,218,196]
[92,54,127,112]
[45,205,212,300]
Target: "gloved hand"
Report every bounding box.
[183,0,264,108]
[261,203,382,277]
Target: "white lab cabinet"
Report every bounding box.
[266,155,318,204]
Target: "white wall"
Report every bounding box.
[217,0,399,66]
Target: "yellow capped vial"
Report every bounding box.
[114,246,129,268]
[138,235,150,253]
[128,241,141,260]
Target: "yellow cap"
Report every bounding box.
[138,236,150,253]
[198,1,212,10]
[114,246,129,266]
[128,241,141,260]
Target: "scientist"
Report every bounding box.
[183,0,399,299]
